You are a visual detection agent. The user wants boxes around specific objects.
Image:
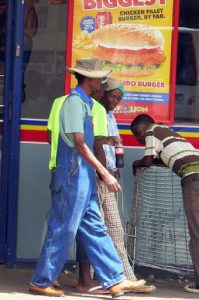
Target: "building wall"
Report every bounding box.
[16,143,143,260]
[15,0,199,264]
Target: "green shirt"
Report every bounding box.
[92,99,108,137]
[47,96,66,170]
[47,95,108,170]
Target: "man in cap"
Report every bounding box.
[28,58,145,297]
[98,78,138,280]
[76,78,128,294]
[77,78,156,294]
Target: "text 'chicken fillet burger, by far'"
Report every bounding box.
[92,23,166,77]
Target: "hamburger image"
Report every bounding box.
[92,23,166,77]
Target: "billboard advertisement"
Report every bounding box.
[66,0,179,124]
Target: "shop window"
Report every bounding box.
[21,0,68,119]
[175,0,199,123]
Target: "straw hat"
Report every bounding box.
[66,58,112,78]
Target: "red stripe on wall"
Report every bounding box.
[185,137,199,149]
[120,134,199,149]
[121,135,143,147]
[20,129,199,150]
[20,130,48,143]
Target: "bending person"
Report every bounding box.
[131,114,199,295]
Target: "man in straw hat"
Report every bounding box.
[28,58,145,297]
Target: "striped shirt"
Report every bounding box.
[145,124,199,178]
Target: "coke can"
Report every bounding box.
[96,12,112,29]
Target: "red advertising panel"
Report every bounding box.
[65,0,180,125]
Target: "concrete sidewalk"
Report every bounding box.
[0,266,198,300]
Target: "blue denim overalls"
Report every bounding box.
[30,94,124,289]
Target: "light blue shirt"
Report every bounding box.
[59,88,92,148]
[103,111,119,171]
[75,86,93,109]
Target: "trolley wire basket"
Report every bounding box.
[126,165,194,276]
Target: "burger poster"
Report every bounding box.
[66,0,178,124]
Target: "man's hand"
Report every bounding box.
[109,169,120,179]
[73,133,121,192]
[107,136,120,146]
[132,156,154,176]
[101,171,121,192]
[132,160,141,176]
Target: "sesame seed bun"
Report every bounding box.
[93,23,164,49]
[92,24,166,77]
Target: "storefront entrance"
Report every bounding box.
[0,0,14,264]
[0,0,68,266]
[0,0,24,264]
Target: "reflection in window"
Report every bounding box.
[0,2,6,107]
[175,0,199,123]
[21,0,68,119]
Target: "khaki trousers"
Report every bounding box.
[97,177,137,281]
[182,178,199,285]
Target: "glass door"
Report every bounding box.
[0,0,68,265]
[0,0,24,265]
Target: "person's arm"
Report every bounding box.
[133,127,164,176]
[152,157,165,165]
[132,155,154,176]
[47,129,51,144]
[61,97,120,191]
[94,137,107,180]
[94,138,120,179]
[94,136,120,146]
[73,132,121,192]
[47,102,55,145]
[94,139,107,168]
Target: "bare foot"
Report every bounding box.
[53,279,61,289]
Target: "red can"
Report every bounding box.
[95,12,112,29]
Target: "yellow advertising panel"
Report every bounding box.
[68,0,175,124]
